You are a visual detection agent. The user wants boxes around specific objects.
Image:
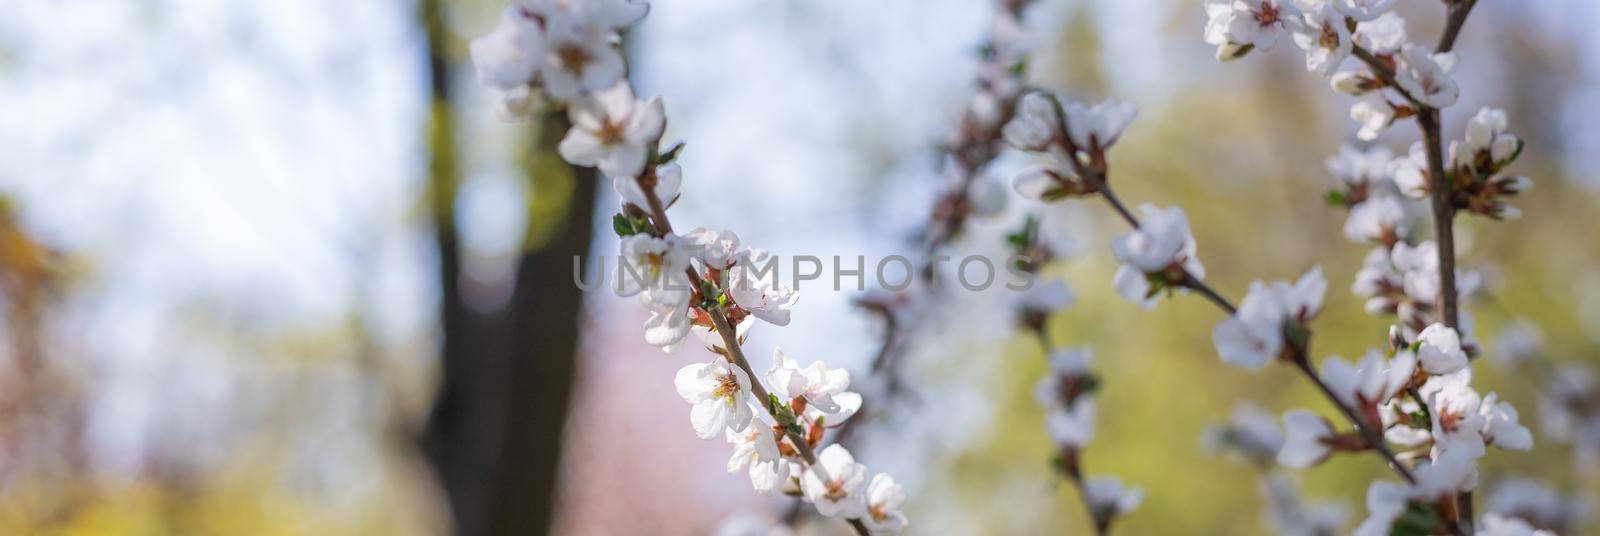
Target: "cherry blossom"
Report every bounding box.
[557,82,666,178]
[766,348,858,423]
[1417,323,1469,375]
[1110,205,1204,309]
[1204,0,1303,61]
[1277,409,1335,468]
[1318,349,1414,412]
[1204,403,1284,464]
[1350,97,1399,141]
[1353,480,1411,536]
[801,444,868,519]
[1353,12,1407,54]
[1457,107,1521,172]
[1291,5,1352,76]
[1064,100,1138,154]
[1478,392,1534,451]
[1491,320,1544,368]
[863,473,908,534]
[539,15,627,100]
[1002,92,1058,152]
[675,357,755,439]
[1083,476,1144,521]
[1477,514,1557,536]
[1046,396,1097,448]
[1331,0,1396,22]
[1212,267,1325,369]
[1394,44,1459,108]
[470,8,547,107]
[727,248,799,327]
[725,423,788,495]
[615,162,681,210]
[616,233,695,305]
[1326,144,1395,203]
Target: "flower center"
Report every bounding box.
[1439,406,1464,433]
[556,44,591,74]
[713,372,740,401]
[869,503,888,522]
[1255,3,1281,26]
[596,120,628,146]
[1319,24,1340,49]
[824,478,849,502]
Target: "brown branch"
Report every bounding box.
[1436,0,1480,54]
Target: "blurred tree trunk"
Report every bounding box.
[415,1,597,534]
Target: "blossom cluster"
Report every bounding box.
[1003,91,1212,313]
[1200,1,1555,534]
[471,1,903,532]
[1004,215,1143,532]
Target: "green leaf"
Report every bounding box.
[1390,501,1439,536]
[612,213,636,237]
[656,141,686,165]
[1323,189,1348,207]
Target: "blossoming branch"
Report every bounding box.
[470,1,904,533]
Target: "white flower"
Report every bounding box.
[1319,349,1415,410]
[616,233,694,302]
[1212,267,1325,370]
[1491,320,1544,368]
[1389,141,1431,198]
[1277,409,1335,468]
[675,357,755,439]
[1424,373,1484,445]
[1292,5,1352,76]
[726,422,780,472]
[1488,479,1587,533]
[557,82,666,178]
[863,473,908,533]
[1353,246,1402,300]
[1012,165,1080,201]
[1394,44,1458,108]
[1415,436,1484,499]
[1206,403,1284,463]
[1205,0,1303,61]
[1417,323,1469,375]
[748,458,792,497]
[728,248,799,327]
[1353,480,1411,536]
[727,424,790,495]
[1046,397,1097,448]
[967,173,1010,217]
[1111,205,1203,308]
[644,306,692,353]
[1391,241,1481,304]
[1083,476,1144,520]
[1327,144,1395,194]
[1018,278,1076,316]
[684,228,743,270]
[470,8,547,91]
[1478,392,1533,451]
[1353,12,1407,55]
[1037,349,1096,436]
[801,444,868,519]
[1004,92,1060,152]
[1478,514,1557,536]
[1382,398,1433,446]
[1064,100,1138,153]
[1332,0,1397,22]
[1262,473,1349,536]
[1344,195,1408,244]
[539,14,627,100]
[1458,107,1521,169]
[767,348,857,423]
[615,163,681,210]
[1351,97,1398,141]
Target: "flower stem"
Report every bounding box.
[1073,153,1416,484]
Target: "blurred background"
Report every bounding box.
[1,0,1598,534]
